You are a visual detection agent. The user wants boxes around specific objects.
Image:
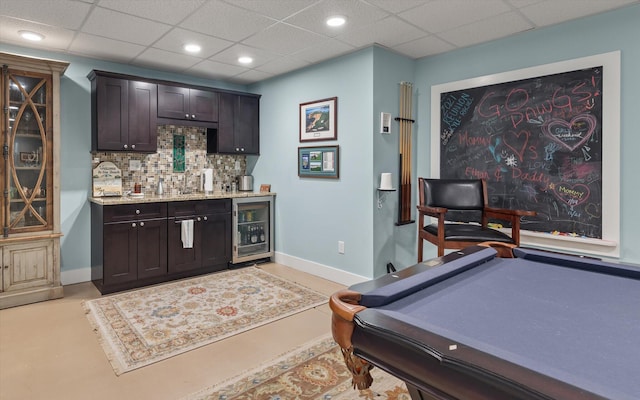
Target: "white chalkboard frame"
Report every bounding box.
[430,51,620,258]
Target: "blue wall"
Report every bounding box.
[415,4,640,264]
[2,3,638,284]
[250,48,376,278]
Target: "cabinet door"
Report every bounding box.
[157,85,190,120]
[167,219,202,274]
[95,76,128,151]
[103,222,137,285]
[1,240,54,292]
[189,89,218,122]
[201,212,231,269]
[236,95,260,154]
[217,93,259,154]
[217,92,236,153]
[128,81,158,152]
[136,219,167,279]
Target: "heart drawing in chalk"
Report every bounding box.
[541,114,596,151]
[553,183,590,207]
[503,130,529,161]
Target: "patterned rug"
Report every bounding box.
[183,334,410,400]
[83,267,327,375]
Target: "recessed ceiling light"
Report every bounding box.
[326,16,346,27]
[184,43,201,53]
[238,56,253,64]
[19,30,44,42]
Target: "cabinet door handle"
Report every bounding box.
[203,216,208,221]
[191,114,196,119]
[185,113,189,119]
[131,144,136,149]
[235,147,240,151]
[132,222,136,227]
[123,144,128,149]
[139,221,145,227]
[197,217,201,222]
[135,209,141,214]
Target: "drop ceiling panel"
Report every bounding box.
[186,58,248,79]
[81,7,172,46]
[69,32,145,62]
[519,0,637,27]
[152,28,233,59]
[134,47,202,71]
[0,0,92,30]
[439,11,533,47]
[96,0,206,24]
[0,16,76,51]
[337,15,428,48]
[229,0,318,20]
[243,23,327,55]
[399,0,512,34]
[181,0,276,42]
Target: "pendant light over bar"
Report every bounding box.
[395,81,415,225]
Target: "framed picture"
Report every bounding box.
[299,97,337,142]
[298,145,339,179]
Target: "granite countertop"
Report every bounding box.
[89,191,275,205]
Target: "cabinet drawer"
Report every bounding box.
[168,199,231,218]
[104,203,167,223]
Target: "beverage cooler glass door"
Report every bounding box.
[233,196,274,263]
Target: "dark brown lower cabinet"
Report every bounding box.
[91,199,231,294]
[168,199,231,274]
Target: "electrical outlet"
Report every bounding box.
[338,241,345,254]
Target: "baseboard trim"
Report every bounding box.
[62,253,370,287]
[61,268,91,286]
[274,252,369,287]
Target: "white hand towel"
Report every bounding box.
[181,219,194,248]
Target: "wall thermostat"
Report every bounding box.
[380,112,391,134]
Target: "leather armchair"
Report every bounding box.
[417,178,536,260]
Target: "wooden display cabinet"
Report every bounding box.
[0,52,68,309]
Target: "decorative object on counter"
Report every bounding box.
[182,334,408,400]
[173,134,185,172]
[299,97,337,142]
[298,145,339,179]
[259,184,271,193]
[82,266,326,375]
[133,182,142,193]
[379,172,394,190]
[92,161,123,197]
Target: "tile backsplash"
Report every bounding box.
[92,125,246,194]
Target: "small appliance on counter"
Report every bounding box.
[238,175,253,191]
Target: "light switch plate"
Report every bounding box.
[380,112,391,134]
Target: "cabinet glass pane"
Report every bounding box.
[5,71,50,231]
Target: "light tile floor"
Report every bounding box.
[0,263,345,400]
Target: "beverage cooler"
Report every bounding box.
[232,196,274,264]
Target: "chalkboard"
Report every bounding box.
[439,66,603,239]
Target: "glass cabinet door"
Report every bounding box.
[3,68,52,235]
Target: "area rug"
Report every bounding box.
[83,267,327,375]
[183,334,410,400]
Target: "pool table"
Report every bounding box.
[330,245,640,400]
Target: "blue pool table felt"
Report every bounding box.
[359,249,640,400]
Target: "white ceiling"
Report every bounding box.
[0,0,637,84]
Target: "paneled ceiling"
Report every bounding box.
[0,0,637,84]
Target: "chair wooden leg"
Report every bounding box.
[418,237,423,262]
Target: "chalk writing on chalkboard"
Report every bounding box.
[439,66,603,239]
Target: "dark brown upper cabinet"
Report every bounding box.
[217,92,260,155]
[157,84,218,123]
[89,71,158,152]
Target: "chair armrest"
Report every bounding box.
[485,207,536,218]
[417,205,448,216]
